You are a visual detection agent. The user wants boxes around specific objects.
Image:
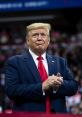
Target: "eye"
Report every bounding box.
[41,33,46,37]
[32,33,39,37]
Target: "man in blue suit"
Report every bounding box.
[5,23,78,113]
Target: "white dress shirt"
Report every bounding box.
[29,48,49,75]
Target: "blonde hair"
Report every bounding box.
[26,22,51,35]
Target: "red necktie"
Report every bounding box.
[37,55,51,113]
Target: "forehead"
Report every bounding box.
[30,28,47,34]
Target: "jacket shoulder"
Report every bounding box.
[48,54,66,62]
[6,54,23,65]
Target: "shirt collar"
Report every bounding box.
[29,48,46,61]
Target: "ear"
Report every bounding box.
[48,41,50,45]
[26,35,29,45]
[48,38,50,45]
[27,39,29,45]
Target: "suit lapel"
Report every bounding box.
[46,54,57,76]
[22,50,42,83]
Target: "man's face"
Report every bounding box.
[27,28,50,55]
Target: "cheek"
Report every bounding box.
[28,38,34,45]
[29,40,36,48]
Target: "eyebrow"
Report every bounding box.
[32,32,46,35]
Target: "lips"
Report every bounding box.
[35,41,44,45]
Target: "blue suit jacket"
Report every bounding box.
[5,49,78,113]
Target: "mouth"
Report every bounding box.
[35,41,44,45]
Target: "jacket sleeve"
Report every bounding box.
[53,58,78,97]
[5,57,45,102]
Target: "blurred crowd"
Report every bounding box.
[0,24,82,114]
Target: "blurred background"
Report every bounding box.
[0,0,82,114]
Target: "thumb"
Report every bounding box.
[57,72,61,77]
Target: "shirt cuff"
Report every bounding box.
[43,91,45,96]
[53,87,59,94]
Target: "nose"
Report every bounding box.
[38,34,42,40]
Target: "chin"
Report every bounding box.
[37,48,46,54]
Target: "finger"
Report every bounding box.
[57,77,63,83]
[56,80,62,85]
[48,80,55,86]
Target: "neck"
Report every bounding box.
[29,48,45,56]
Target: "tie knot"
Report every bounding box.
[37,55,43,61]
